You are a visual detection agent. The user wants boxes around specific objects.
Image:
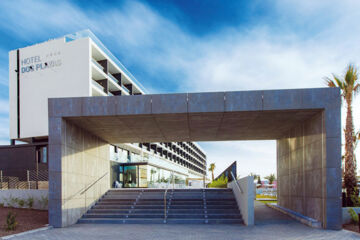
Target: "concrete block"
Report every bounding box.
[289,126,304,151]
[48,97,82,117]
[82,96,116,116]
[48,117,65,146]
[304,112,323,145]
[224,91,262,111]
[188,92,224,113]
[324,168,342,198]
[152,93,188,114]
[263,89,302,110]
[324,106,341,138]
[116,95,152,115]
[301,88,340,109]
[325,197,342,230]
[65,121,83,151]
[291,197,305,215]
[305,169,322,198]
[304,141,323,171]
[49,199,62,227]
[325,137,341,169]
[277,138,290,157]
[305,197,323,222]
[48,144,63,172]
[49,171,62,200]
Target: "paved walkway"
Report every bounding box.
[5,202,359,240]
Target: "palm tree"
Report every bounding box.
[257,175,262,185]
[325,64,360,199]
[208,163,215,181]
[265,174,276,185]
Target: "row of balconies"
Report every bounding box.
[139,142,206,175]
[157,142,206,166]
[91,58,141,97]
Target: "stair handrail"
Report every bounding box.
[62,172,108,206]
[163,173,174,221]
[230,171,244,194]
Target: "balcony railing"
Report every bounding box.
[108,73,120,85]
[122,85,130,94]
[91,58,104,71]
[92,79,105,92]
[64,30,147,93]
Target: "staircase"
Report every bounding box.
[78,188,243,224]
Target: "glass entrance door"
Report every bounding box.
[123,166,138,187]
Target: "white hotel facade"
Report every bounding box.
[8,30,207,188]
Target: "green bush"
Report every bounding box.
[4,211,17,231]
[18,199,25,207]
[26,197,34,209]
[348,208,359,224]
[208,175,228,188]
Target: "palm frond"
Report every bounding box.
[333,75,345,89]
[354,83,360,96]
[324,77,337,88]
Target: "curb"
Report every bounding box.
[1,225,53,239]
[266,203,322,228]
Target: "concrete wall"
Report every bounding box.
[277,110,342,229]
[0,189,48,210]
[49,119,110,227]
[228,176,254,226]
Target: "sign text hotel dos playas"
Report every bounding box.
[20,51,62,73]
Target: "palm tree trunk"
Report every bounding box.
[212,171,214,181]
[344,95,357,199]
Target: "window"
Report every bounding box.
[37,146,47,164]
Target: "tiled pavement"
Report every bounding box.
[5,202,360,240]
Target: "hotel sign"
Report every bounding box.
[21,51,62,73]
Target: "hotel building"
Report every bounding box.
[6,30,207,188]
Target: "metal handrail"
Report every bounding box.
[230,171,244,194]
[163,173,174,220]
[63,172,108,206]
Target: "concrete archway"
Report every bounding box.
[48,88,341,229]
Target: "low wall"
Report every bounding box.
[342,207,360,224]
[0,189,48,210]
[228,176,254,226]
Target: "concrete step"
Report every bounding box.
[79,188,242,225]
[83,213,242,219]
[78,218,243,224]
[78,218,166,224]
[89,208,239,214]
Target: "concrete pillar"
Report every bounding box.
[48,118,110,227]
[277,109,342,229]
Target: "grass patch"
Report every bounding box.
[256,194,277,199]
[258,200,277,204]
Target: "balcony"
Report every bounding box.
[91,58,104,71]
[108,73,120,85]
[91,80,107,96]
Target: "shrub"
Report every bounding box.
[4,211,17,231]
[208,175,228,188]
[0,203,4,208]
[39,196,48,209]
[18,199,25,208]
[348,208,359,224]
[26,197,34,209]
[10,197,19,208]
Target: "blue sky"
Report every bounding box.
[0,0,359,177]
